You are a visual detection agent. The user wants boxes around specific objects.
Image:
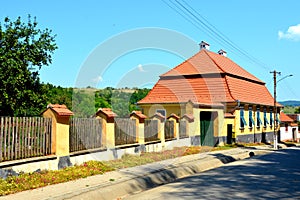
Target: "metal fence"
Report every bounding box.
[0,117,52,162]
[69,118,103,152]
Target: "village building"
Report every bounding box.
[138,41,282,146]
[279,111,299,142]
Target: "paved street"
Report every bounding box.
[124,147,300,200]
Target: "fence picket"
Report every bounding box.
[69,118,103,153]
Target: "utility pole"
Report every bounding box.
[270,70,281,150]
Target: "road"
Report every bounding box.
[124,147,300,200]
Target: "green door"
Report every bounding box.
[200,111,214,146]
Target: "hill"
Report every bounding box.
[279,100,300,107]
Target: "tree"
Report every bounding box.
[0,16,57,116]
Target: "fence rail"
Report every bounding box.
[0,117,52,162]
[69,118,103,152]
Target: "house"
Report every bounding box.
[280,111,299,142]
[138,41,282,146]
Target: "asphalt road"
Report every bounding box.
[124,147,300,200]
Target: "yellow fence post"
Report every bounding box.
[94,108,117,148]
[42,104,73,169]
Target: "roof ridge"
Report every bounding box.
[224,76,236,101]
[203,49,226,74]
[206,50,264,84]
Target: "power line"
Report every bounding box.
[162,0,270,71]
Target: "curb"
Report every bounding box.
[59,148,272,200]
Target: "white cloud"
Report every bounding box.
[278,24,300,41]
[137,64,146,72]
[92,75,103,83]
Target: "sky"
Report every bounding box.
[1,0,300,101]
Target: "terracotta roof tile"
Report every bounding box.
[138,76,233,105]
[167,113,180,121]
[96,108,118,118]
[181,114,194,122]
[280,112,294,123]
[225,113,235,118]
[150,112,166,122]
[138,49,276,107]
[130,111,147,119]
[47,104,73,116]
[225,76,275,106]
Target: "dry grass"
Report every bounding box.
[0,143,262,196]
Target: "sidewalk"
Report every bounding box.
[0,145,277,200]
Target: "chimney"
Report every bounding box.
[199,41,210,50]
[218,49,227,57]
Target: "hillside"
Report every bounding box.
[279,100,300,107]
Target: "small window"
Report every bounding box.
[285,123,288,132]
[249,106,255,128]
[156,109,166,121]
[240,107,247,129]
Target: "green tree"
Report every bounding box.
[0,16,57,116]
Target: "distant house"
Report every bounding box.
[280,112,299,142]
[138,41,282,146]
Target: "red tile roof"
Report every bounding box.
[181,114,194,122]
[47,104,73,116]
[280,112,294,123]
[96,108,118,118]
[130,111,147,119]
[139,49,277,107]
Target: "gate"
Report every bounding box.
[200,112,214,146]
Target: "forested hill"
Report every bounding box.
[279,100,300,107]
[43,84,150,117]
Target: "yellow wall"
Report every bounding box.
[43,109,70,156]
[234,105,279,137]
[141,103,185,118]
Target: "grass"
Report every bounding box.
[0,143,264,196]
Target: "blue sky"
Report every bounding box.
[1,0,300,101]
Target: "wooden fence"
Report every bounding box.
[69,118,103,152]
[114,118,137,146]
[0,117,52,162]
[144,119,159,142]
[179,120,188,138]
[165,120,175,140]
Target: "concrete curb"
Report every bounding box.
[59,148,272,200]
[1,147,274,200]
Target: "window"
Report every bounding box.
[263,107,269,127]
[249,106,255,128]
[156,109,166,121]
[270,109,273,127]
[285,123,288,132]
[256,107,262,128]
[240,107,247,129]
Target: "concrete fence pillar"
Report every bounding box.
[130,111,147,145]
[94,108,117,148]
[42,104,73,168]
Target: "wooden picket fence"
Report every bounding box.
[0,117,52,162]
[69,118,103,152]
[144,119,159,142]
[165,120,175,140]
[179,120,188,138]
[114,118,137,146]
